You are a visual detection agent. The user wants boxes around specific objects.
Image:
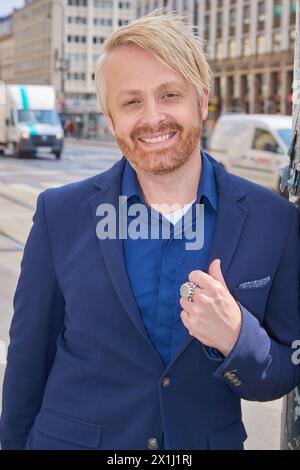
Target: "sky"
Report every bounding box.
[0,0,25,17]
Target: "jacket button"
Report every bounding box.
[223,371,232,378]
[162,376,171,387]
[234,379,242,386]
[148,438,159,450]
[231,377,239,384]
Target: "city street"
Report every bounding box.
[0,139,282,450]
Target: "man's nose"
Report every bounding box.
[140,99,166,127]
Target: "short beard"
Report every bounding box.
[116,118,203,176]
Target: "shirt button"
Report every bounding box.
[162,376,171,387]
[148,438,159,450]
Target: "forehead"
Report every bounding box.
[104,45,189,96]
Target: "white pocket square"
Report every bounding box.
[238,276,271,289]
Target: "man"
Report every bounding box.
[0,14,299,450]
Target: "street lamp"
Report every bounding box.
[48,0,69,104]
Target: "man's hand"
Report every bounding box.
[180,259,242,357]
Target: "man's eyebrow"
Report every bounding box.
[116,82,186,99]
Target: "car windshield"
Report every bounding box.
[18,109,60,126]
[277,128,292,149]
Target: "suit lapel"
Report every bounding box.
[166,154,249,369]
[89,158,164,364]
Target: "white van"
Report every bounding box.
[208,114,292,192]
[0,84,64,159]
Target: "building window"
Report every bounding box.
[94,0,113,7]
[118,1,131,8]
[216,41,223,60]
[216,11,223,38]
[194,0,199,27]
[118,19,129,26]
[68,16,87,24]
[68,0,87,5]
[229,8,236,36]
[243,4,250,33]
[228,39,236,58]
[289,28,296,48]
[67,35,86,43]
[258,1,265,18]
[172,0,178,10]
[204,14,210,41]
[93,36,106,44]
[67,72,86,80]
[273,32,281,51]
[273,0,282,28]
[94,18,112,26]
[205,0,210,11]
[257,34,265,54]
[242,37,250,57]
[290,1,296,26]
[66,53,87,62]
[257,1,265,31]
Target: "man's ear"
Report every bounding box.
[104,113,116,137]
[199,88,209,121]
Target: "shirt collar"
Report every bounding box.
[197,149,218,211]
[121,149,218,211]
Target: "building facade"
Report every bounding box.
[4,0,135,138]
[136,0,296,118]
[0,15,14,84]
[0,0,296,138]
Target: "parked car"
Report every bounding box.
[207,114,292,193]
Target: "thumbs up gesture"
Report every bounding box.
[180,259,242,357]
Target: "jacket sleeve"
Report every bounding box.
[0,192,65,449]
[211,205,300,401]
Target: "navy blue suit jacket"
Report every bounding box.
[0,154,299,450]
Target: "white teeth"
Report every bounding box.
[141,133,173,143]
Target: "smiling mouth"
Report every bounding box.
[138,132,177,144]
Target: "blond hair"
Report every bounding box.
[95,11,212,116]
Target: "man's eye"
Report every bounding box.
[125,100,140,106]
[163,93,179,99]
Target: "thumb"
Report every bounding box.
[208,259,227,288]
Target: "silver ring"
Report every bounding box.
[180,282,198,301]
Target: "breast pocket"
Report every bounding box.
[35,408,102,450]
[231,284,271,323]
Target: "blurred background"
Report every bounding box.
[0,0,298,450]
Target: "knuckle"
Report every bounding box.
[200,295,212,306]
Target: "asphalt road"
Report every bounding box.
[0,138,282,450]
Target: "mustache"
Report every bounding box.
[131,122,184,140]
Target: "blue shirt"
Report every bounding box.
[122,150,218,366]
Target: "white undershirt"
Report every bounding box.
[162,199,196,225]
